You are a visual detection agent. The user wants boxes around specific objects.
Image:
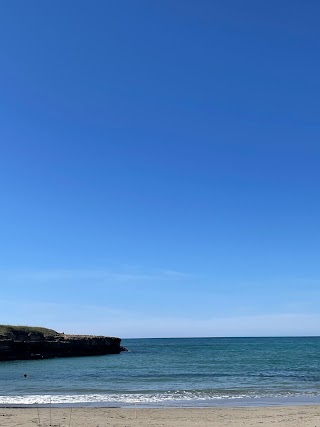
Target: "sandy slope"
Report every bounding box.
[1,406,320,427]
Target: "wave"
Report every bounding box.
[1,390,320,406]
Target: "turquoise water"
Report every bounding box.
[1,337,320,407]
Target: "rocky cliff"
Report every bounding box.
[0,325,126,361]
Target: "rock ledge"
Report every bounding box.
[0,325,126,361]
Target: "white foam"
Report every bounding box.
[0,390,319,406]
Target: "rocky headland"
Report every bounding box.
[0,325,126,361]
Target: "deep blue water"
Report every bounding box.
[1,337,320,407]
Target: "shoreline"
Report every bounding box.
[1,394,320,409]
[1,405,320,426]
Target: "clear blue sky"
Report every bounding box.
[1,1,320,337]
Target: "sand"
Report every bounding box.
[1,406,320,427]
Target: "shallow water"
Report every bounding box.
[1,337,320,407]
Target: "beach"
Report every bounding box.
[1,406,320,427]
[2,338,320,425]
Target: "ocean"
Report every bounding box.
[1,337,320,407]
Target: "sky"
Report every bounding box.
[0,0,320,338]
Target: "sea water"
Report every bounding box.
[1,337,320,407]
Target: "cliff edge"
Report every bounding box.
[0,325,126,361]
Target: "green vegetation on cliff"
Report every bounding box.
[0,325,58,337]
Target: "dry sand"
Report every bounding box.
[1,406,320,427]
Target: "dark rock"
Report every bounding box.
[0,325,126,361]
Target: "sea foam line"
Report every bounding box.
[1,390,320,405]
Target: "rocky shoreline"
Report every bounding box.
[0,325,126,361]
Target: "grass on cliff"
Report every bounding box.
[0,325,58,336]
